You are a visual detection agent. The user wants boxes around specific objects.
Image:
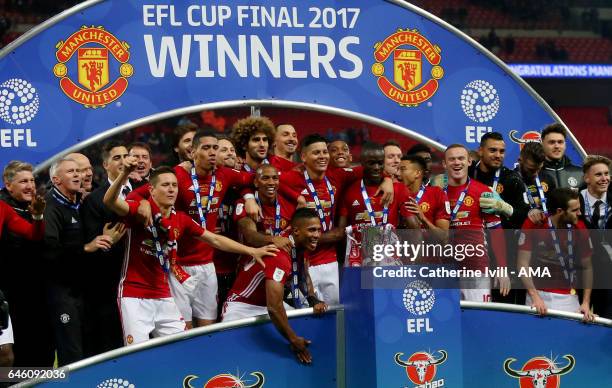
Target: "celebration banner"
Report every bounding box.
[23,269,612,387]
[0,0,583,171]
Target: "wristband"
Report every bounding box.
[243,193,255,200]
[307,295,322,307]
[32,213,43,221]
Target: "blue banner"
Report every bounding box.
[462,308,612,388]
[0,0,583,171]
[37,314,338,388]
[27,268,612,387]
[342,268,464,388]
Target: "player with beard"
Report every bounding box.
[399,155,450,244]
[515,142,557,226]
[468,132,526,229]
[340,143,416,266]
[0,161,47,368]
[518,188,594,320]
[128,130,261,328]
[66,153,95,197]
[223,208,327,364]
[328,140,353,168]
[231,116,275,173]
[105,158,278,345]
[271,123,299,171]
[171,123,197,165]
[443,144,510,302]
[278,134,394,304]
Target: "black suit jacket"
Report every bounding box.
[81,181,125,295]
[579,188,612,290]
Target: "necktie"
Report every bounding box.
[592,200,602,229]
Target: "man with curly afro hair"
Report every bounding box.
[230,116,276,173]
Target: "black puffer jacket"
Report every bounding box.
[543,155,583,189]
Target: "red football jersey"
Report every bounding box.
[225,249,292,307]
[279,167,361,266]
[269,155,297,172]
[446,180,501,270]
[173,165,252,266]
[119,199,205,299]
[340,181,410,228]
[233,195,296,235]
[127,165,253,266]
[519,217,592,294]
[213,191,240,275]
[413,185,451,225]
[0,200,44,240]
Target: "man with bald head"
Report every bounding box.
[270,123,299,171]
[66,153,94,197]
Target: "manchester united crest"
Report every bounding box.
[53,26,133,108]
[420,202,430,213]
[371,28,444,107]
[463,196,474,207]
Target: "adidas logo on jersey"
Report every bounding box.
[301,189,309,195]
[352,200,360,206]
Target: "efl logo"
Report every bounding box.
[504,354,575,388]
[395,350,447,387]
[371,28,444,107]
[183,371,265,388]
[403,280,435,333]
[0,78,39,148]
[461,80,500,143]
[97,378,136,388]
[53,26,133,108]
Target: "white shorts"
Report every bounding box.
[309,261,339,304]
[169,262,218,321]
[222,301,294,322]
[222,301,268,322]
[526,290,580,313]
[119,297,185,345]
[460,277,491,302]
[0,315,13,345]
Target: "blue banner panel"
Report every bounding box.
[462,308,612,388]
[0,0,582,171]
[37,315,337,388]
[342,268,463,388]
[508,63,612,78]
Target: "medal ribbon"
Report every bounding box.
[360,180,388,226]
[255,191,282,236]
[444,178,471,221]
[546,218,575,285]
[303,170,335,232]
[190,166,216,228]
[525,175,548,213]
[474,162,500,193]
[289,235,303,309]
